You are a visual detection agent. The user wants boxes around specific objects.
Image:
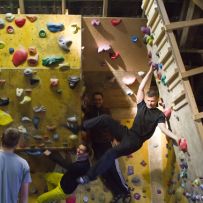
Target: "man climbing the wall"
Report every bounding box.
[82,91,131,203]
[77,65,178,186]
[37,143,90,203]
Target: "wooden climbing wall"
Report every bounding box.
[82,17,150,119]
[0,14,82,149]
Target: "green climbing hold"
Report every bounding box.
[42,56,64,67]
[161,74,167,86]
[0,41,5,49]
[39,29,46,38]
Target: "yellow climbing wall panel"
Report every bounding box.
[0,14,81,68]
[0,68,81,148]
[0,14,82,149]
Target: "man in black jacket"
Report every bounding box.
[37,144,90,203]
[78,66,178,188]
[83,92,131,203]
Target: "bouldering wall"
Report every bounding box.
[0,14,82,149]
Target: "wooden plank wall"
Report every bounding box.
[82,17,150,118]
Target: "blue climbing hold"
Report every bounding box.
[9,48,14,54]
[131,35,138,43]
[33,116,40,129]
[25,149,43,156]
[47,23,64,32]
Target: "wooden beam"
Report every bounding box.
[192,0,203,10]
[181,66,203,79]
[172,98,188,111]
[62,0,66,14]
[103,0,108,17]
[179,0,195,47]
[165,18,203,31]
[19,0,25,14]
[156,0,199,115]
[181,49,203,54]
[171,90,185,105]
[193,112,203,121]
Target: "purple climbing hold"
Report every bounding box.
[127,165,134,176]
[151,62,159,71]
[141,26,150,35]
[133,193,141,200]
[157,189,162,194]
[91,19,100,26]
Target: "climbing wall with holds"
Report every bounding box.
[0,14,81,68]
[82,17,150,118]
[0,14,82,150]
[141,0,203,201]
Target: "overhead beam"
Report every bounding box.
[192,0,203,10]
[181,49,203,54]
[179,0,195,48]
[103,0,108,17]
[181,66,203,79]
[193,112,203,121]
[19,0,25,14]
[165,18,203,31]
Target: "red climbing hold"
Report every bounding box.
[111,19,122,26]
[163,107,172,119]
[109,51,120,60]
[15,17,26,27]
[12,49,28,66]
[178,138,188,153]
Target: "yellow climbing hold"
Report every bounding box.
[0,41,5,49]
[0,109,13,126]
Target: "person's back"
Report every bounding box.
[0,127,31,203]
[0,152,30,203]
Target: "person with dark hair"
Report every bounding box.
[0,127,31,203]
[37,144,90,203]
[77,66,178,185]
[83,91,131,203]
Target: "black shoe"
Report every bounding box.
[122,193,131,203]
[110,194,123,203]
[77,176,90,185]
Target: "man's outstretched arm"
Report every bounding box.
[136,66,153,104]
[158,123,178,143]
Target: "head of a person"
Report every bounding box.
[145,88,159,109]
[76,144,89,156]
[92,92,104,108]
[1,127,21,149]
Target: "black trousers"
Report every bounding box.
[84,115,143,180]
[92,142,129,195]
